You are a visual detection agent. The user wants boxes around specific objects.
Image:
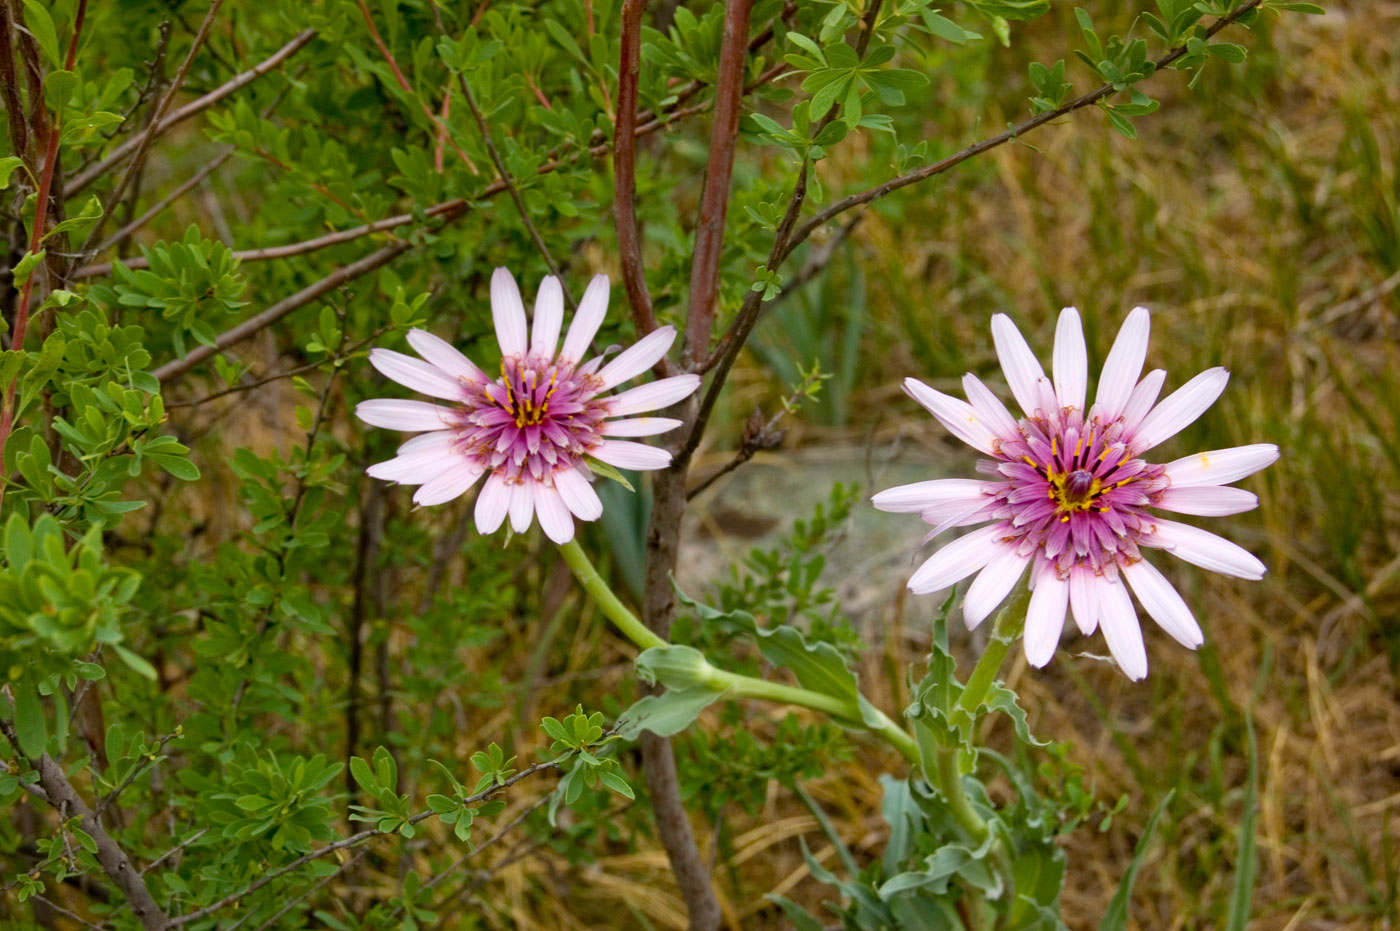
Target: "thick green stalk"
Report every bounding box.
[954,585,1031,729]
[557,538,665,651]
[557,539,920,765]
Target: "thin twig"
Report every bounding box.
[139,828,209,876]
[0,721,169,930]
[168,760,560,926]
[455,75,574,308]
[65,29,317,196]
[77,0,226,262]
[149,232,433,383]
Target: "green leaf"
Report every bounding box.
[614,686,726,741]
[21,0,61,68]
[1098,788,1176,930]
[43,70,77,112]
[0,156,25,190]
[350,756,378,791]
[150,454,201,482]
[1226,714,1259,931]
[764,894,824,931]
[112,644,157,680]
[599,770,634,799]
[12,250,46,288]
[12,684,47,758]
[584,458,634,492]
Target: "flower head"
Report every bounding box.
[357,268,699,544]
[873,307,1277,679]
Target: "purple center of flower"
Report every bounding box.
[984,410,1168,577]
[454,355,610,484]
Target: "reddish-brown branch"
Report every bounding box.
[0,0,90,506]
[0,2,32,165]
[613,0,660,342]
[683,0,753,367]
[354,0,477,174]
[65,28,317,196]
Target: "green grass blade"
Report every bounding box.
[1226,712,1259,931]
[1098,788,1176,931]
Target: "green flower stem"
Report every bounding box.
[557,539,665,652]
[557,539,920,765]
[953,585,1031,730]
[934,744,989,843]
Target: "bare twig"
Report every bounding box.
[168,760,560,926]
[682,0,754,368]
[613,0,661,341]
[65,29,317,196]
[139,828,209,876]
[0,720,168,930]
[77,0,225,263]
[149,229,441,383]
[0,2,32,167]
[456,75,574,308]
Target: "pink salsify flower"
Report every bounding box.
[873,307,1278,679]
[356,268,700,544]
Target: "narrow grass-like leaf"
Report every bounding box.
[1098,788,1176,931]
[1226,712,1259,931]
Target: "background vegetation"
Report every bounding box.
[1,0,1396,928]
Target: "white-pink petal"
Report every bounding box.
[596,325,677,390]
[1131,367,1229,453]
[413,462,484,507]
[531,276,565,359]
[872,479,987,514]
[1155,485,1258,517]
[961,373,1022,442]
[554,467,603,521]
[607,374,701,416]
[406,329,485,383]
[1119,369,1165,435]
[490,267,528,358]
[1097,576,1148,680]
[1163,444,1280,487]
[592,440,671,471]
[1068,565,1099,635]
[1094,306,1150,420]
[369,348,468,401]
[1053,307,1088,413]
[1121,558,1203,649]
[601,417,684,437]
[907,524,1004,595]
[508,481,536,533]
[356,399,457,432]
[474,475,510,534]
[560,274,610,362]
[1024,570,1069,667]
[367,434,459,483]
[962,546,1030,630]
[991,314,1051,417]
[903,378,999,456]
[1143,517,1266,580]
[534,485,576,543]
